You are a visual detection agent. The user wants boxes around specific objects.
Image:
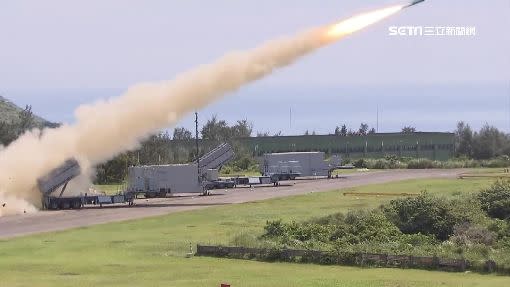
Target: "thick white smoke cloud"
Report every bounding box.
[0,29,326,216]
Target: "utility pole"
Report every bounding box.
[195,111,200,181]
[376,105,380,133]
[289,107,292,131]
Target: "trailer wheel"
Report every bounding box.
[72,200,82,209]
[50,201,59,210]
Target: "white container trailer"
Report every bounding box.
[127,164,202,197]
[262,152,341,178]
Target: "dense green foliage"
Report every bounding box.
[0,104,58,146]
[455,122,510,159]
[383,193,482,240]
[259,182,510,268]
[478,180,510,220]
[201,116,253,141]
[351,155,510,170]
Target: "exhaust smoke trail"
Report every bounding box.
[0,4,403,216]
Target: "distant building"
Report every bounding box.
[170,132,455,161]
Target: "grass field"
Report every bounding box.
[2,177,509,287]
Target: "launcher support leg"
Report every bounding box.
[59,181,69,198]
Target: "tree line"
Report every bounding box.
[1,108,509,183]
[330,123,416,136]
[455,122,510,159]
[176,120,417,138]
[95,116,257,183]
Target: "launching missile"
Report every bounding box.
[404,0,425,8]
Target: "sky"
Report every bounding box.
[1,0,509,135]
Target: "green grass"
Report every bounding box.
[459,168,510,179]
[94,184,125,195]
[1,177,507,287]
[467,168,508,174]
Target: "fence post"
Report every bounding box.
[432,256,440,269]
[459,259,467,272]
[382,254,388,266]
[485,260,496,273]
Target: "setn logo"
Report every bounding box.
[389,26,423,36]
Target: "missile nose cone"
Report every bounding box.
[405,0,425,8]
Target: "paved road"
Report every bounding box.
[0,169,462,239]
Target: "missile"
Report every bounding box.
[404,0,425,8]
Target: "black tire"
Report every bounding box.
[50,200,59,210]
[72,200,82,209]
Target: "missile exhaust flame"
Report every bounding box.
[324,5,404,39]
[0,4,411,216]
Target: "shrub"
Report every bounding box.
[488,219,510,239]
[343,210,402,244]
[221,166,232,175]
[364,157,406,169]
[384,192,475,240]
[256,192,510,270]
[371,159,391,169]
[450,223,496,246]
[263,220,288,237]
[232,155,259,172]
[310,212,345,226]
[262,220,335,244]
[353,158,367,168]
[478,180,510,220]
[397,233,438,246]
[482,156,510,168]
[407,159,435,169]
